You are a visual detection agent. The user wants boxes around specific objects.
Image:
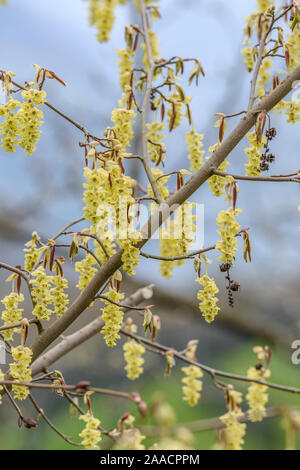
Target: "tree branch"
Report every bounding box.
[213,170,300,183]
[30,285,154,376]
[28,63,300,365]
[120,329,300,395]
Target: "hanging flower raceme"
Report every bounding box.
[256,58,273,97]
[119,237,142,276]
[88,0,117,43]
[181,340,203,407]
[123,340,145,380]
[75,253,98,291]
[110,97,136,152]
[146,120,166,164]
[50,274,69,318]
[215,207,242,264]
[194,254,220,323]
[244,131,267,176]
[159,235,181,279]
[196,274,220,323]
[79,412,102,450]
[9,343,32,401]
[186,128,205,172]
[148,168,170,202]
[246,346,271,422]
[285,101,300,124]
[117,47,134,91]
[23,232,44,271]
[0,98,20,153]
[158,200,195,279]
[0,77,46,155]
[181,366,203,407]
[206,144,229,196]
[257,0,275,13]
[1,292,24,341]
[219,388,246,450]
[30,266,53,321]
[286,23,300,71]
[101,288,125,347]
[241,46,255,72]
[17,87,46,155]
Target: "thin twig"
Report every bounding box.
[213,169,300,183]
[120,329,300,395]
[29,393,82,447]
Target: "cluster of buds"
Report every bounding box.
[219,262,240,308]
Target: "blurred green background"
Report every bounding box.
[1,341,299,450]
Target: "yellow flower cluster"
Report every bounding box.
[196,274,220,323]
[88,0,117,43]
[9,345,32,400]
[215,208,241,263]
[82,157,141,275]
[244,131,267,176]
[17,88,46,155]
[246,347,271,422]
[51,275,69,318]
[159,238,181,279]
[186,128,205,172]
[220,389,246,450]
[246,366,270,422]
[0,98,20,152]
[148,168,170,201]
[110,104,136,152]
[206,144,229,196]
[146,120,166,164]
[241,47,255,72]
[24,232,43,271]
[141,29,161,70]
[75,253,98,291]
[123,339,145,380]
[181,365,203,407]
[79,412,102,450]
[0,369,3,405]
[0,86,46,155]
[285,101,300,124]
[117,47,134,91]
[257,0,274,13]
[30,267,53,321]
[119,236,142,275]
[286,25,300,70]
[159,202,195,279]
[101,288,125,347]
[256,57,273,97]
[1,292,24,341]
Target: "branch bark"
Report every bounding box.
[30,284,154,376]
